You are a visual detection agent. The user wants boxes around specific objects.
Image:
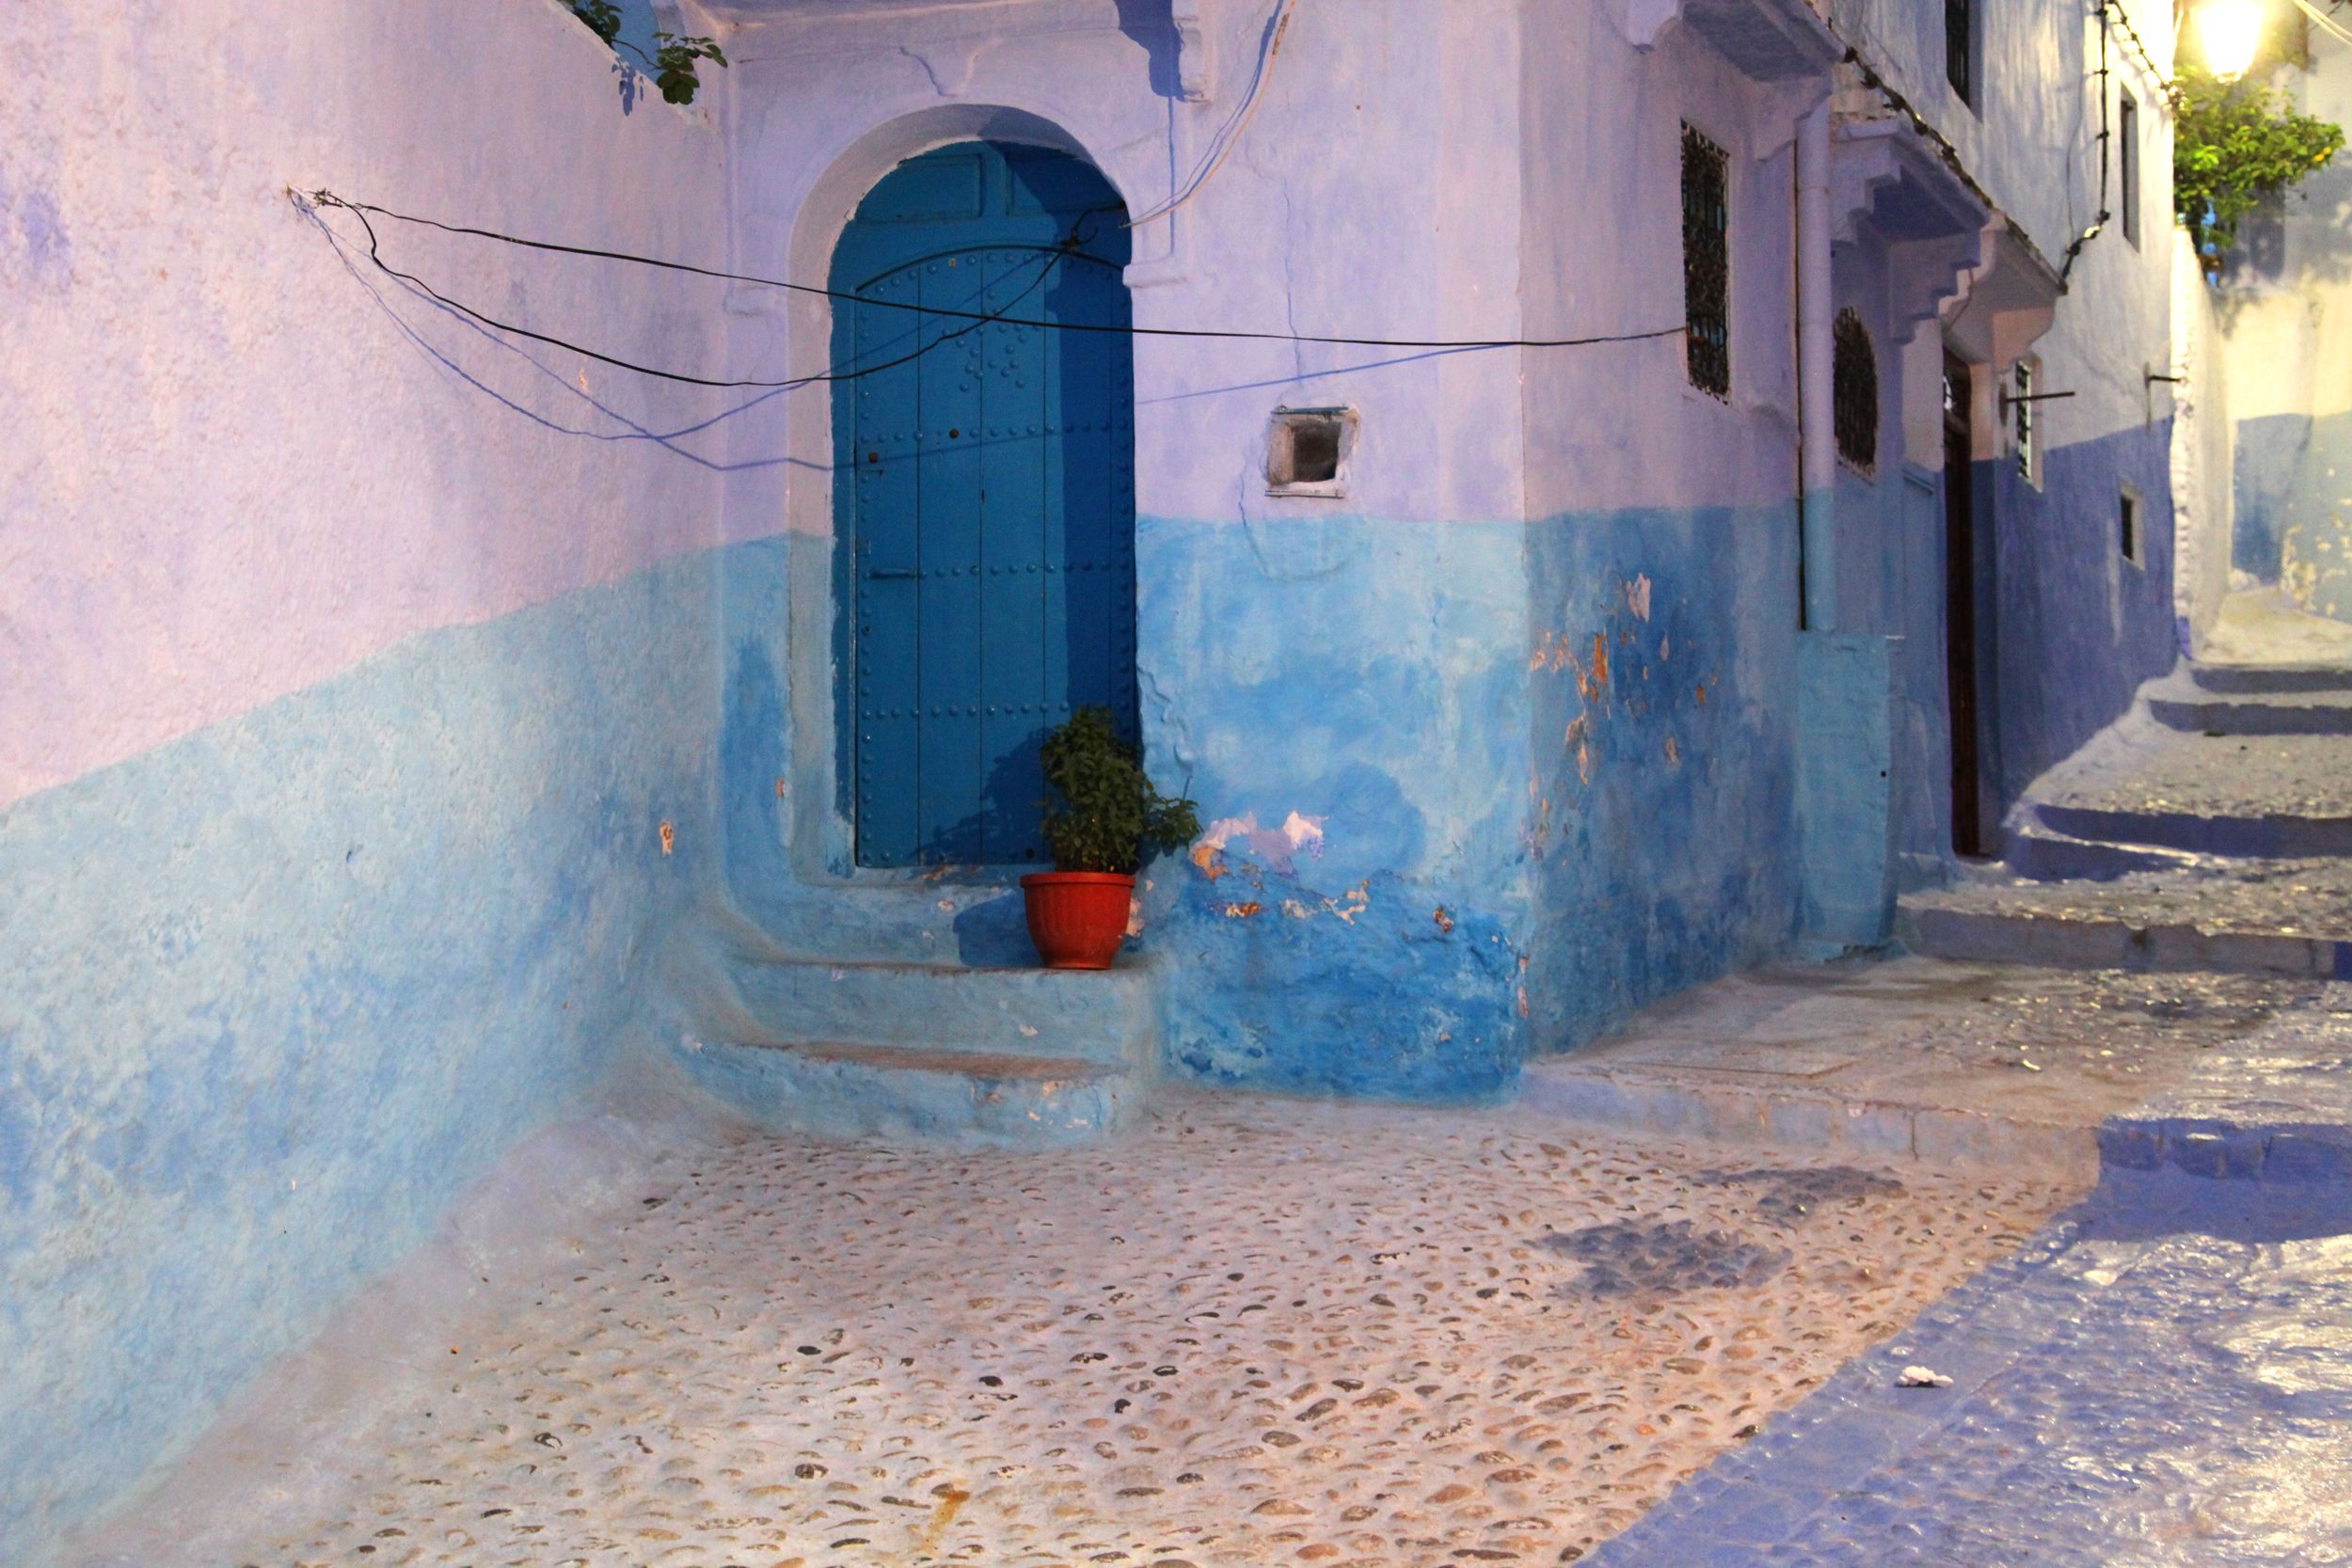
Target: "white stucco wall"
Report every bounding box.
[1829,0,2177,452]
[1519,3,1808,520]
[2215,25,2352,611]
[2217,27,2352,426]
[2173,224,2234,647]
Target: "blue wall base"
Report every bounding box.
[1796,632,1899,946]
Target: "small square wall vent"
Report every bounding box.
[1266,406,1355,497]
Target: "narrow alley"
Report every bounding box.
[14,0,2352,1563]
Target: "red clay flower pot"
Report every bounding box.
[1020,871,1136,969]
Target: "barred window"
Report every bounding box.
[1832,309,1879,474]
[2011,359,2036,481]
[1681,124,1730,398]
[1946,0,1974,104]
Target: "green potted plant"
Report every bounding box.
[1022,707,1200,969]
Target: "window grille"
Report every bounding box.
[1681,124,1730,398]
[2010,360,2035,481]
[1946,0,1973,103]
[1832,309,1879,474]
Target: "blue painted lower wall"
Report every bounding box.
[710,519,1538,1100]
[2234,409,2310,583]
[1795,632,1898,946]
[1983,423,2177,811]
[0,554,718,1558]
[1136,517,1533,1100]
[715,508,1813,1081]
[2234,408,2352,621]
[1522,503,1804,1051]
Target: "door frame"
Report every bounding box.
[769,107,1131,880]
[826,143,1136,869]
[1942,348,1994,859]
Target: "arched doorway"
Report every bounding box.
[831,140,1137,868]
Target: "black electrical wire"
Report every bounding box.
[2100,0,2177,103]
[307,190,1686,357]
[316,193,1083,389]
[2060,4,2115,282]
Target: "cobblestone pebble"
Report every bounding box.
[217,1095,2072,1567]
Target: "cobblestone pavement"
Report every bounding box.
[1586,1180,2352,1567]
[206,1097,2072,1568]
[1909,859,2352,938]
[2045,728,2352,819]
[1533,960,2340,1153]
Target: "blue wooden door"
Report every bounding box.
[834,142,1137,868]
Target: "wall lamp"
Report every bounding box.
[2195,0,2267,80]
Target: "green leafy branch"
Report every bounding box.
[2175,65,2344,272]
[1038,707,1201,875]
[568,1,729,106]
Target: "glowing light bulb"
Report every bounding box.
[2197,0,2265,80]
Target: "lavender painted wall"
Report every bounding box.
[2,0,732,1554]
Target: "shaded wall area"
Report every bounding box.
[0,0,729,1553]
[1983,423,2178,809]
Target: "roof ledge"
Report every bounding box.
[1943,218,2067,368]
[1618,0,1843,82]
[1831,115,1992,342]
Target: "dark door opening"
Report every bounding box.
[1942,351,1991,858]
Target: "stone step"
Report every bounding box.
[2188,661,2352,695]
[730,955,1158,1069]
[739,879,1037,966]
[2002,819,2197,882]
[2148,670,2352,736]
[2097,1023,2352,1184]
[1899,895,2352,979]
[676,1038,1141,1144]
[1518,1051,2093,1173]
[661,910,1164,1145]
[2032,800,2352,859]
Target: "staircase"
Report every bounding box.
[665,884,1160,1145]
[1900,654,2352,978]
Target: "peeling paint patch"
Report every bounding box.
[1433,906,1454,933]
[1190,810,1328,878]
[1222,901,1263,919]
[1663,735,1681,768]
[1279,810,1327,862]
[1623,574,1652,620]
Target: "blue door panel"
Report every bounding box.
[834,142,1136,868]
